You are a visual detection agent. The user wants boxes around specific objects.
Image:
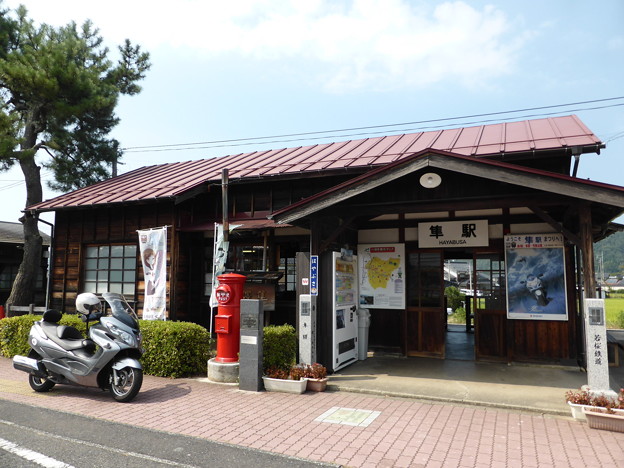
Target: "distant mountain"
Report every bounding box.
[594,230,624,278]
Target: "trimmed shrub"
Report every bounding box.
[0,314,85,358]
[140,320,211,378]
[263,324,296,373]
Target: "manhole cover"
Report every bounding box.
[315,406,381,427]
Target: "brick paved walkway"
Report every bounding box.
[1,357,623,467]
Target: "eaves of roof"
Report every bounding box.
[269,148,624,224]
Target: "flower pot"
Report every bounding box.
[567,401,593,421]
[306,377,328,392]
[583,407,624,433]
[262,376,307,394]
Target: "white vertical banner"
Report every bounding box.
[138,227,167,320]
[209,223,229,309]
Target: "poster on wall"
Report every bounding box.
[138,227,167,320]
[504,233,568,321]
[357,244,405,309]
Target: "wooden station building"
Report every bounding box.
[28,115,624,371]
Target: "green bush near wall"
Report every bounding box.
[0,314,85,358]
[0,315,211,379]
[140,320,211,378]
[262,324,297,372]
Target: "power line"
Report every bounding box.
[123,101,624,154]
[0,171,54,192]
[122,96,624,153]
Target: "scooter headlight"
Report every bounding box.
[105,322,136,347]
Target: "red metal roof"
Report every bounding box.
[28,115,603,212]
[270,148,624,224]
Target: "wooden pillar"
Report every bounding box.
[579,203,596,299]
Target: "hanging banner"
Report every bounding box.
[504,233,568,321]
[138,227,167,320]
[357,244,405,309]
[209,223,229,309]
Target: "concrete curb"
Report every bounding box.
[326,384,571,417]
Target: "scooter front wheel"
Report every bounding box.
[29,373,55,392]
[110,367,143,402]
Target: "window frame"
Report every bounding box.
[82,243,138,297]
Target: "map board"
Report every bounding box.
[357,244,405,309]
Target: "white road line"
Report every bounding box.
[0,436,74,468]
[0,419,199,468]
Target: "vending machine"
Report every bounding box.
[332,250,359,371]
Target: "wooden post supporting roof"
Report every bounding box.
[579,203,596,299]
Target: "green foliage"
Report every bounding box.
[595,231,624,277]
[449,307,466,324]
[0,5,150,190]
[263,324,297,373]
[0,314,85,357]
[444,286,465,311]
[140,321,211,378]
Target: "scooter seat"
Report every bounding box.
[57,325,83,340]
[39,321,96,352]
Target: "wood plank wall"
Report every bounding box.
[51,203,176,315]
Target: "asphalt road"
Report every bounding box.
[0,400,337,468]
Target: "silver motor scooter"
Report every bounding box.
[13,292,143,402]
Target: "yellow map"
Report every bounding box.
[365,257,401,289]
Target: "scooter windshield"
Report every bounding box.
[102,292,139,330]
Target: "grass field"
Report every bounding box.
[446,296,624,329]
[606,297,624,329]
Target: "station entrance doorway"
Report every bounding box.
[405,249,506,361]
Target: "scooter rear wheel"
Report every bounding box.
[29,373,55,392]
[110,367,143,402]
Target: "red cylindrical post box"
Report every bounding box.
[214,273,246,363]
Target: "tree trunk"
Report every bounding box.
[6,153,44,313]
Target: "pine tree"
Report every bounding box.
[0,3,150,308]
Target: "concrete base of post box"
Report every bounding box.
[207,358,239,383]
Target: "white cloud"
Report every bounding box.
[5,0,530,92]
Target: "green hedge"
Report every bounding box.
[263,324,297,372]
[0,314,85,358]
[0,315,211,378]
[140,320,211,378]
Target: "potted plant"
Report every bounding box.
[566,387,624,423]
[304,363,328,392]
[565,388,592,420]
[262,365,307,394]
[583,389,624,433]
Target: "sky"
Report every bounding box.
[2,0,624,231]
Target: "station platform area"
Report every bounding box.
[330,324,624,416]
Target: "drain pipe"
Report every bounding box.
[36,216,54,310]
[571,147,582,177]
[572,155,581,177]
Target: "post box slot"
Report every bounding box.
[215,315,230,334]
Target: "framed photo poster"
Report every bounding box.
[504,233,568,321]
